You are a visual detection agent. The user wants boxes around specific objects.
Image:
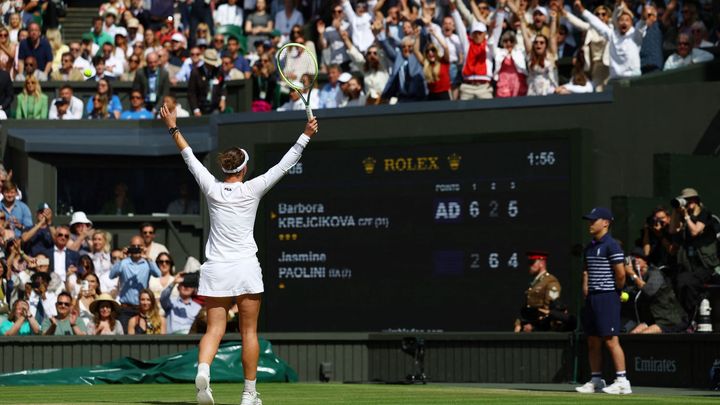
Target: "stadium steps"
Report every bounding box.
[60,7,98,43]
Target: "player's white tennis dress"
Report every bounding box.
[181,134,310,297]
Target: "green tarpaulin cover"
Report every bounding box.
[0,340,297,386]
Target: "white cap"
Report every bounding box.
[171,32,186,43]
[338,72,352,83]
[533,6,548,17]
[69,211,93,227]
[114,27,128,37]
[470,20,487,33]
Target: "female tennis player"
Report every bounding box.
[159,104,318,405]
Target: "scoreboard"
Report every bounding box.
[260,135,575,332]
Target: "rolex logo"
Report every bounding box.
[448,153,462,171]
[362,157,377,174]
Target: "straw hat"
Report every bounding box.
[89,294,120,314]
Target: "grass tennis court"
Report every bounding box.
[1,383,719,404]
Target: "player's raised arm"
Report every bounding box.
[159,103,189,151]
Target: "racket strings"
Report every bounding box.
[278,45,317,92]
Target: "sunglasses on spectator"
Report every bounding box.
[62,58,72,63]
[57,233,70,238]
[595,11,607,16]
[70,47,80,51]
[677,42,690,46]
[191,52,201,56]
[366,50,377,55]
[143,230,154,234]
[131,95,143,99]
[157,260,172,264]
[0,33,7,38]
[0,215,5,220]
[56,301,71,307]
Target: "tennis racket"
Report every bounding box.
[276,42,319,120]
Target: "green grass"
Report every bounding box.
[0,383,718,404]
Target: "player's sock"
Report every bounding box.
[591,372,603,385]
[615,371,627,382]
[244,378,257,393]
[198,362,210,377]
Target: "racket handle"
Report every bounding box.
[305,105,314,121]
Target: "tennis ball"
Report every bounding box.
[620,292,629,302]
[83,68,93,78]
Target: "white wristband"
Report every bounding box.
[297,134,311,147]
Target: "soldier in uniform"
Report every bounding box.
[514,251,562,332]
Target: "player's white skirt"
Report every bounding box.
[198,255,264,297]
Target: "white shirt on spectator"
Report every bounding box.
[582,8,642,79]
[49,96,84,120]
[27,290,57,318]
[663,48,714,71]
[215,4,243,27]
[73,55,93,71]
[148,241,169,262]
[559,79,594,93]
[274,8,303,35]
[53,246,68,282]
[341,0,374,52]
[104,54,125,77]
[444,33,462,64]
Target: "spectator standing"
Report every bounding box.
[520,24,558,96]
[341,0,373,53]
[46,225,80,283]
[16,76,48,118]
[51,52,84,81]
[90,230,117,296]
[577,0,642,80]
[49,85,84,120]
[562,4,610,91]
[1,182,30,238]
[121,89,154,119]
[451,1,492,100]
[109,235,161,330]
[21,203,54,256]
[663,33,714,71]
[67,211,93,254]
[42,291,87,336]
[637,5,663,74]
[161,272,202,334]
[576,207,632,395]
[188,49,226,116]
[345,37,388,102]
[15,56,48,81]
[17,23,52,79]
[668,188,718,322]
[133,51,170,113]
[215,0,244,28]
[0,300,41,336]
[415,27,452,101]
[127,288,166,334]
[245,0,274,52]
[317,10,351,70]
[87,293,124,335]
[491,15,528,97]
[140,222,168,261]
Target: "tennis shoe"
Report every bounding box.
[602,379,632,395]
[240,391,262,405]
[575,379,606,393]
[196,373,214,405]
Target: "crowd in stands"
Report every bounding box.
[0,0,713,117]
[0,168,207,335]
